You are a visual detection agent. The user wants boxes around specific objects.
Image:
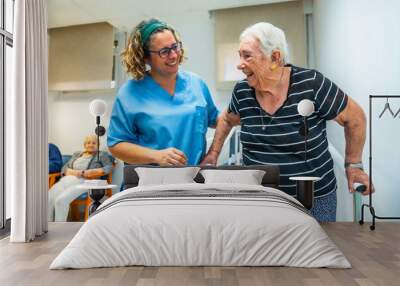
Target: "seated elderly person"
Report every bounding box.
[48,135,113,222]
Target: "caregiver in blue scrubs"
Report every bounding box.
[108,19,219,165]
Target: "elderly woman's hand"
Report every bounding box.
[200,150,219,166]
[64,168,81,177]
[82,168,106,179]
[346,168,374,195]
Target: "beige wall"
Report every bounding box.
[48,22,114,91]
[214,0,307,86]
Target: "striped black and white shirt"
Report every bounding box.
[228,65,348,198]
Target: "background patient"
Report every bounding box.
[48,135,113,221]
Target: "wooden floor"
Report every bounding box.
[0,222,399,286]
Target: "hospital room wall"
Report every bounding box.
[48,1,400,221]
[313,0,400,220]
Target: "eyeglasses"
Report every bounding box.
[148,42,182,58]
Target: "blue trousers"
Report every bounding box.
[310,191,337,222]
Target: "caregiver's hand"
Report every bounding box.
[155,147,187,166]
[200,150,219,166]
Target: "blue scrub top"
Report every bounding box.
[107,71,219,165]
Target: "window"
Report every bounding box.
[5,0,13,33]
[212,0,308,90]
[1,0,14,233]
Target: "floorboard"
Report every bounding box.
[0,222,399,286]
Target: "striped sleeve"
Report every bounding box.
[313,71,348,120]
[227,85,240,115]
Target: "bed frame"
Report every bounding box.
[123,164,280,189]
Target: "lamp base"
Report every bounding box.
[289,176,320,210]
[88,188,105,215]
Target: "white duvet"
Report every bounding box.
[50,183,351,269]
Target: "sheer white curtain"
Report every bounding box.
[7,0,48,242]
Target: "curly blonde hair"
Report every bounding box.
[121,19,186,80]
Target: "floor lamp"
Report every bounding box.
[88,99,107,214]
[89,99,107,162]
[290,99,320,210]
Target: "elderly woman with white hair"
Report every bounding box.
[202,22,371,222]
[48,135,113,222]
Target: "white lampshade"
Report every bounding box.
[89,99,107,117]
[297,99,315,117]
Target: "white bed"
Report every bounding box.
[50,174,351,269]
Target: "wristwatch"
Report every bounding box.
[344,162,364,170]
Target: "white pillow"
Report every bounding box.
[200,169,266,185]
[136,167,200,186]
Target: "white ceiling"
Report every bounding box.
[47,0,293,30]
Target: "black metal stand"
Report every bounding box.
[299,117,309,162]
[359,95,400,230]
[290,177,319,210]
[88,188,106,215]
[94,115,106,163]
[296,180,314,210]
[293,116,315,209]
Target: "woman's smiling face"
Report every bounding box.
[147,30,182,77]
[237,37,273,90]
